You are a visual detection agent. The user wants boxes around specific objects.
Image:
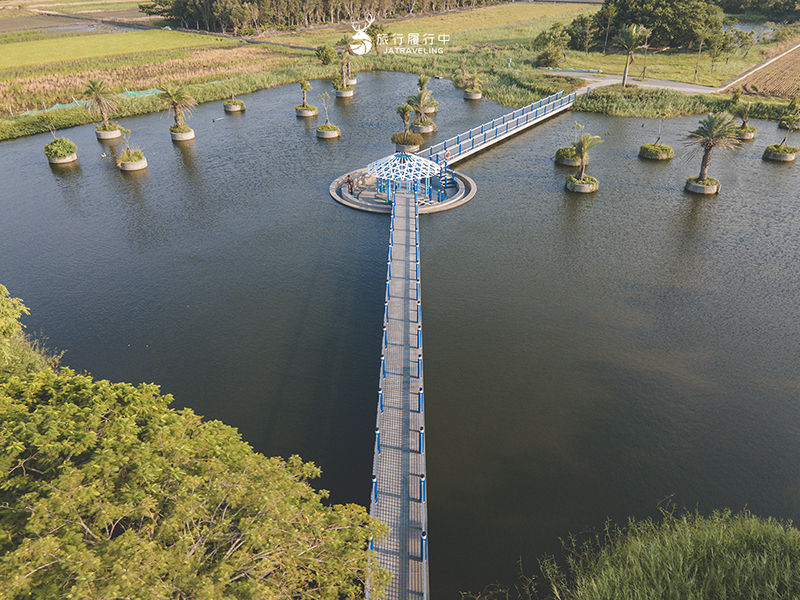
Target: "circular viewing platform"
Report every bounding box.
[329,169,476,214]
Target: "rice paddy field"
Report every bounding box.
[735,44,800,97]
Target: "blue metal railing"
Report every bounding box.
[419,90,577,164]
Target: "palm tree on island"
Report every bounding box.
[614,24,649,87]
[158,84,197,141]
[416,75,438,113]
[407,88,436,132]
[684,112,741,193]
[296,80,318,116]
[391,102,423,151]
[83,78,123,139]
[464,72,483,99]
[729,101,756,139]
[566,132,603,192]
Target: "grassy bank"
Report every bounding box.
[574,84,793,119]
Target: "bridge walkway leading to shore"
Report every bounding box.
[368,188,429,600]
[418,89,578,166]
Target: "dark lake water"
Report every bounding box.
[2,71,799,597]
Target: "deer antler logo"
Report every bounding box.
[350,14,374,56]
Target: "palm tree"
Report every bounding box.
[613,24,648,87]
[407,88,435,124]
[729,101,751,129]
[572,133,603,180]
[300,80,312,107]
[466,72,483,93]
[684,112,741,182]
[397,103,413,136]
[417,75,430,90]
[158,84,196,132]
[82,78,118,131]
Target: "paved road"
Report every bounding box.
[547,70,719,94]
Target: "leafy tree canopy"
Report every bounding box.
[596,0,724,47]
[0,368,388,599]
[0,285,28,368]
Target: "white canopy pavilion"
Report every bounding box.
[366,152,444,204]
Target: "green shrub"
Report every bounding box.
[96,120,127,133]
[43,137,77,158]
[295,104,317,111]
[638,143,674,159]
[316,123,340,131]
[315,44,337,66]
[224,99,245,108]
[331,76,352,92]
[763,144,799,157]
[567,174,597,184]
[555,146,578,160]
[687,175,719,186]
[739,124,757,133]
[779,114,800,130]
[118,148,144,163]
[391,131,424,145]
[537,44,561,68]
[169,123,191,133]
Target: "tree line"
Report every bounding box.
[139,0,507,34]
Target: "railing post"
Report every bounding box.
[417,325,422,349]
[385,280,390,300]
[417,300,421,323]
[384,301,388,321]
[381,353,386,378]
[383,325,387,347]
[418,353,423,377]
[379,387,383,413]
[372,475,378,503]
[419,425,425,453]
[376,426,381,454]
[420,473,426,502]
[418,386,424,412]
[387,260,391,281]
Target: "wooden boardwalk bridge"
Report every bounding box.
[359,88,579,599]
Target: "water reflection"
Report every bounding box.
[1,74,799,599]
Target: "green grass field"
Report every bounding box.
[265,3,597,48]
[0,29,233,70]
[556,47,771,88]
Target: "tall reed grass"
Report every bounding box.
[538,510,800,600]
[574,84,791,119]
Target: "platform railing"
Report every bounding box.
[419,90,577,164]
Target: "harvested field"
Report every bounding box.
[0,45,304,113]
[735,43,800,98]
